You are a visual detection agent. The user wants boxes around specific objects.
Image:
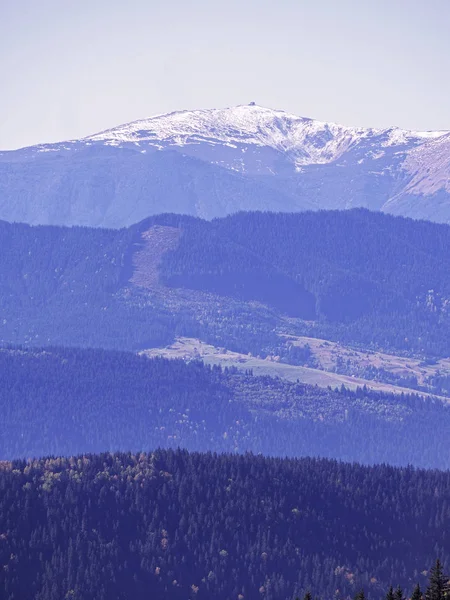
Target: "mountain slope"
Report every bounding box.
[3,346,450,468]
[0,209,449,357]
[156,209,450,355]
[0,147,305,227]
[1,104,449,226]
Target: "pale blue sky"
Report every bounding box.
[1,0,450,149]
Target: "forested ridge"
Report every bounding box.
[2,346,450,468]
[159,209,450,355]
[0,218,177,349]
[0,209,449,357]
[2,450,450,600]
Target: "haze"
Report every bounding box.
[1,0,450,150]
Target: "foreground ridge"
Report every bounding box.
[2,449,450,600]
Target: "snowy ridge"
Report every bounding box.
[386,132,450,202]
[85,104,449,168]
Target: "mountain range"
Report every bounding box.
[1,104,450,227]
[2,105,450,600]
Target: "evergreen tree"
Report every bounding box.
[395,586,404,600]
[412,584,423,600]
[386,585,395,600]
[426,560,449,600]
[354,590,366,600]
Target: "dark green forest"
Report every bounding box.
[0,209,449,357]
[2,346,450,469]
[2,450,450,600]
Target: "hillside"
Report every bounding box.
[1,104,450,227]
[0,209,448,359]
[2,346,450,469]
[0,148,300,227]
[143,337,450,399]
[158,209,450,355]
[2,449,450,600]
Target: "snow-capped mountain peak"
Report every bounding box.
[1,104,450,229]
[86,103,369,161]
[84,103,449,172]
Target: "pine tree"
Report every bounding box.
[355,590,366,600]
[386,586,395,600]
[412,583,423,600]
[303,592,312,600]
[426,560,449,600]
[395,586,404,600]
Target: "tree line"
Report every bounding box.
[300,561,450,600]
